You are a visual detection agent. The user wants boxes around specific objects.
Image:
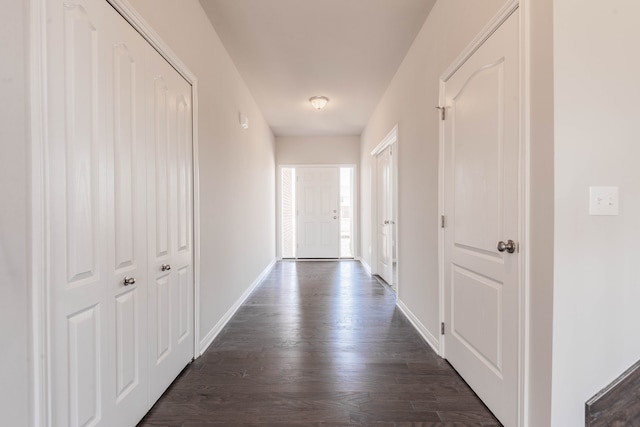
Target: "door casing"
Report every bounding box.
[370,125,399,290]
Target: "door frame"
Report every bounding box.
[370,125,399,290]
[28,1,201,425]
[276,164,358,260]
[437,0,530,425]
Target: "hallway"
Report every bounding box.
[138,261,500,426]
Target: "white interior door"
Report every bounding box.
[47,2,110,423]
[47,0,149,424]
[146,44,195,403]
[105,12,150,426]
[296,167,340,258]
[377,147,393,284]
[443,11,520,426]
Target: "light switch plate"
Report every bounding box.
[589,186,619,215]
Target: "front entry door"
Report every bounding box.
[296,167,340,258]
[443,10,520,426]
[376,146,393,285]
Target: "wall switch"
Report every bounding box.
[589,186,619,215]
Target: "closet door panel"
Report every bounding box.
[147,73,173,371]
[152,77,171,259]
[47,0,110,425]
[64,4,101,286]
[104,11,149,426]
[147,44,194,403]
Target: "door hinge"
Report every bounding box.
[441,322,445,335]
[441,215,446,228]
[436,105,446,120]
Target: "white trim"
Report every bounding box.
[105,0,196,84]
[192,84,201,359]
[29,0,51,425]
[437,1,529,426]
[437,76,446,358]
[29,1,202,424]
[199,259,276,355]
[396,299,439,354]
[370,124,398,156]
[519,0,531,425]
[440,0,519,81]
[359,258,372,276]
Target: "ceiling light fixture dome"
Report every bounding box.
[309,96,329,110]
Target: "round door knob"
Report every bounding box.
[123,276,136,286]
[161,264,171,271]
[384,220,390,224]
[497,240,517,254]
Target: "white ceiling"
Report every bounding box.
[199,0,436,137]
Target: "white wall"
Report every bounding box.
[360,0,507,348]
[0,0,30,425]
[276,135,360,166]
[551,0,640,425]
[527,0,555,425]
[128,0,276,351]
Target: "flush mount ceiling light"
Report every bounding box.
[309,96,329,111]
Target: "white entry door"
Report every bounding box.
[146,45,195,403]
[377,147,393,285]
[443,10,520,426]
[296,167,340,258]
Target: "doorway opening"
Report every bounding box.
[371,125,398,291]
[280,166,355,259]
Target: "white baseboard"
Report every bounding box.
[396,299,440,354]
[359,258,372,275]
[199,258,276,355]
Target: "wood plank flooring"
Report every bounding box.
[138,261,501,427]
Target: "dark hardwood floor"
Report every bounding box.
[138,261,501,426]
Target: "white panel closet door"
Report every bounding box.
[47,0,149,425]
[146,44,195,403]
[47,1,110,423]
[104,13,150,426]
[47,0,195,424]
[296,167,340,258]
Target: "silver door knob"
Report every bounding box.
[384,220,390,224]
[161,264,171,271]
[123,276,136,286]
[333,216,338,219]
[497,240,517,254]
